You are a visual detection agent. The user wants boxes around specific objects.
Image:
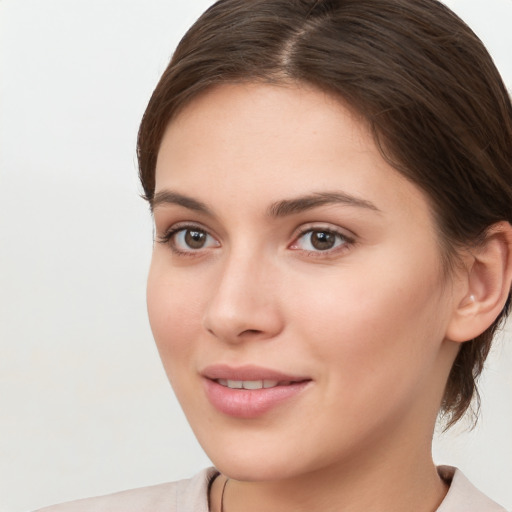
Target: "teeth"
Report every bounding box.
[217,379,282,389]
[242,380,263,390]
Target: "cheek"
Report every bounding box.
[287,252,449,400]
[146,262,205,377]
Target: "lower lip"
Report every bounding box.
[203,379,310,419]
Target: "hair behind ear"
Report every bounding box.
[442,221,512,427]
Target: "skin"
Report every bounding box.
[147,82,467,512]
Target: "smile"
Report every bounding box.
[216,379,292,389]
[201,365,311,418]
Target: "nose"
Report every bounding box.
[202,250,284,344]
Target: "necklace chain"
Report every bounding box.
[220,477,229,512]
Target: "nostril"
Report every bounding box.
[240,329,263,336]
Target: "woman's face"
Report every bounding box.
[148,83,460,480]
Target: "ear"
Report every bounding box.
[446,221,512,343]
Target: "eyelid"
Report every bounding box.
[291,222,356,241]
[156,220,214,239]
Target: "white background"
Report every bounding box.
[0,1,511,511]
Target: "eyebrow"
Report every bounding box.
[151,190,213,215]
[267,191,381,217]
[150,189,380,217]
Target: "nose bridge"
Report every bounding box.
[202,241,282,342]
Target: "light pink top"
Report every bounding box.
[35,466,508,512]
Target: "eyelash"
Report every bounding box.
[290,226,354,257]
[157,223,219,257]
[157,224,355,257]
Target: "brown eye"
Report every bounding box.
[292,228,349,253]
[167,226,220,252]
[184,229,207,249]
[310,231,336,250]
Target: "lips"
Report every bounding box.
[201,364,311,418]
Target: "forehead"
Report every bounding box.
[154,82,430,223]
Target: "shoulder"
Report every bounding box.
[34,482,179,512]
[436,466,508,512]
[34,468,218,512]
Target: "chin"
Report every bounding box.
[195,432,300,481]
[213,456,297,482]
[197,430,339,484]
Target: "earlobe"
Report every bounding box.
[446,221,512,343]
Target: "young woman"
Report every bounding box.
[38,0,512,510]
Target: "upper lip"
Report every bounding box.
[201,364,310,382]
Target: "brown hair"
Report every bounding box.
[137,0,512,427]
